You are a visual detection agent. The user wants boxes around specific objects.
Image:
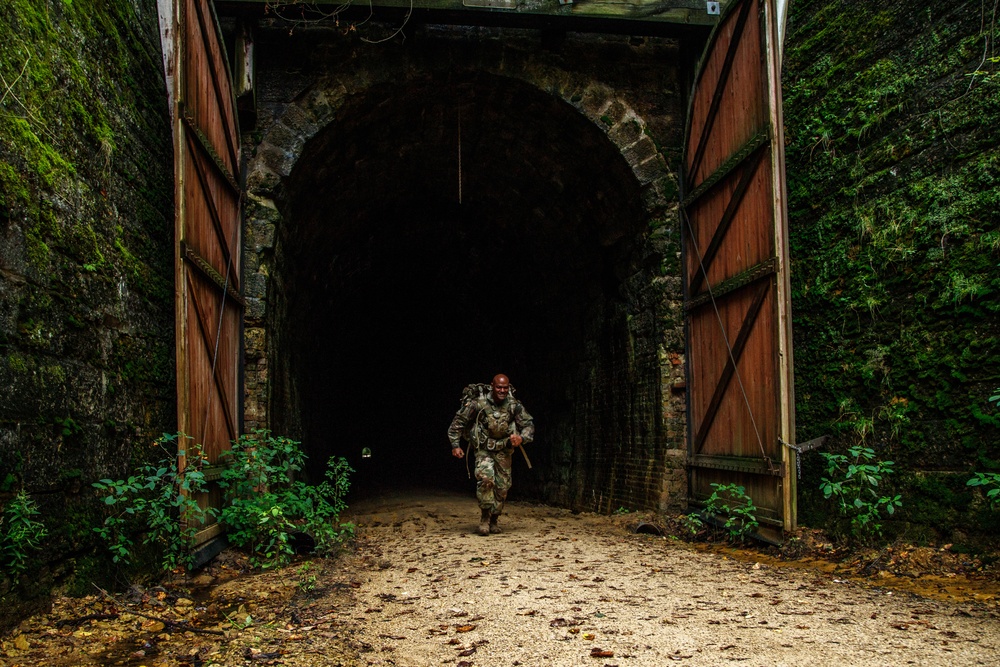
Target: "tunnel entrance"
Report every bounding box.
[238,26,689,514]
[271,73,656,503]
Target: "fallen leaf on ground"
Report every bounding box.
[591,647,614,658]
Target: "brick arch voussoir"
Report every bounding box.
[246,63,672,214]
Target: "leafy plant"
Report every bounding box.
[54,415,82,437]
[1,490,48,577]
[93,433,211,571]
[297,562,318,593]
[703,483,759,543]
[968,388,1000,510]
[820,445,902,542]
[678,512,705,536]
[217,430,354,569]
[967,473,1000,510]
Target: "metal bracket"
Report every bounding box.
[780,435,829,479]
[706,1,721,15]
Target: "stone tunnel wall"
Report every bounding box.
[0,0,175,624]
[239,23,689,514]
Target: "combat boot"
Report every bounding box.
[478,508,490,536]
[489,514,502,534]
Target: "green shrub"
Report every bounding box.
[967,472,1000,509]
[968,388,1000,510]
[820,445,902,543]
[93,431,354,572]
[92,433,211,571]
[700,483,760,543]
[1,490,48,577]
[217,430,354,569]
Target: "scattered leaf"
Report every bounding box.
[456,624,476,633]
[590,647,614,658]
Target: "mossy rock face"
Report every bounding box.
[784,0,1000,542]
[0,0,176,625]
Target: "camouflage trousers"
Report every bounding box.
[474,447,513,514]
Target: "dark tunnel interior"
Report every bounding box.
[268,72,653,504]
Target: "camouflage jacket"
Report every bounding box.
[447,384,535,451]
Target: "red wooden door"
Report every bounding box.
[681,0,795,536]
[168,0,243,550]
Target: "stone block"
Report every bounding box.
[245,296,266,322]
[263,123,305,168]
[245,162,281,194]
[298,86,334,124]
[244,326,267,356]
[279,103,319,140]
[578,84,615,122]
[244,271,269,301]
[254,143,296,178]
[632,154,668,185]
[246,219,276,253]
[609,117,644,148]
[623,137,660,170]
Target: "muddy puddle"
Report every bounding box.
[692,542,1000,604]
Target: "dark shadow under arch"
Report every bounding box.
[268,72,664,509]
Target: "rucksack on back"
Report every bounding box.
[458,384,490,443]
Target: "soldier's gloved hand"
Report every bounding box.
[452,447,464,459]
[509,434,523,447]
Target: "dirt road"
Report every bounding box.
[333,490,1000,667]
[2,489,999,666]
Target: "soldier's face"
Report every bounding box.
[492,379,510,401]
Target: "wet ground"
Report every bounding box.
[2,490,999,666]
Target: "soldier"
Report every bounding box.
[448,374,535,536]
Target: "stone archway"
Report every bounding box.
[240,26,687,512]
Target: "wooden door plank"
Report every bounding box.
[692,279,770,453]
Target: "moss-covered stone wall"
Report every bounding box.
[0,0,175,623]
[783,1,1000,542]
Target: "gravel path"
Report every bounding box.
[3,490,998,666]
[336,490,1000,667]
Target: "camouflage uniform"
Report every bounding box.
[448,385,534,515]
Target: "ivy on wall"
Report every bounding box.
[783,0,1000,540]
[0,0,176,619]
